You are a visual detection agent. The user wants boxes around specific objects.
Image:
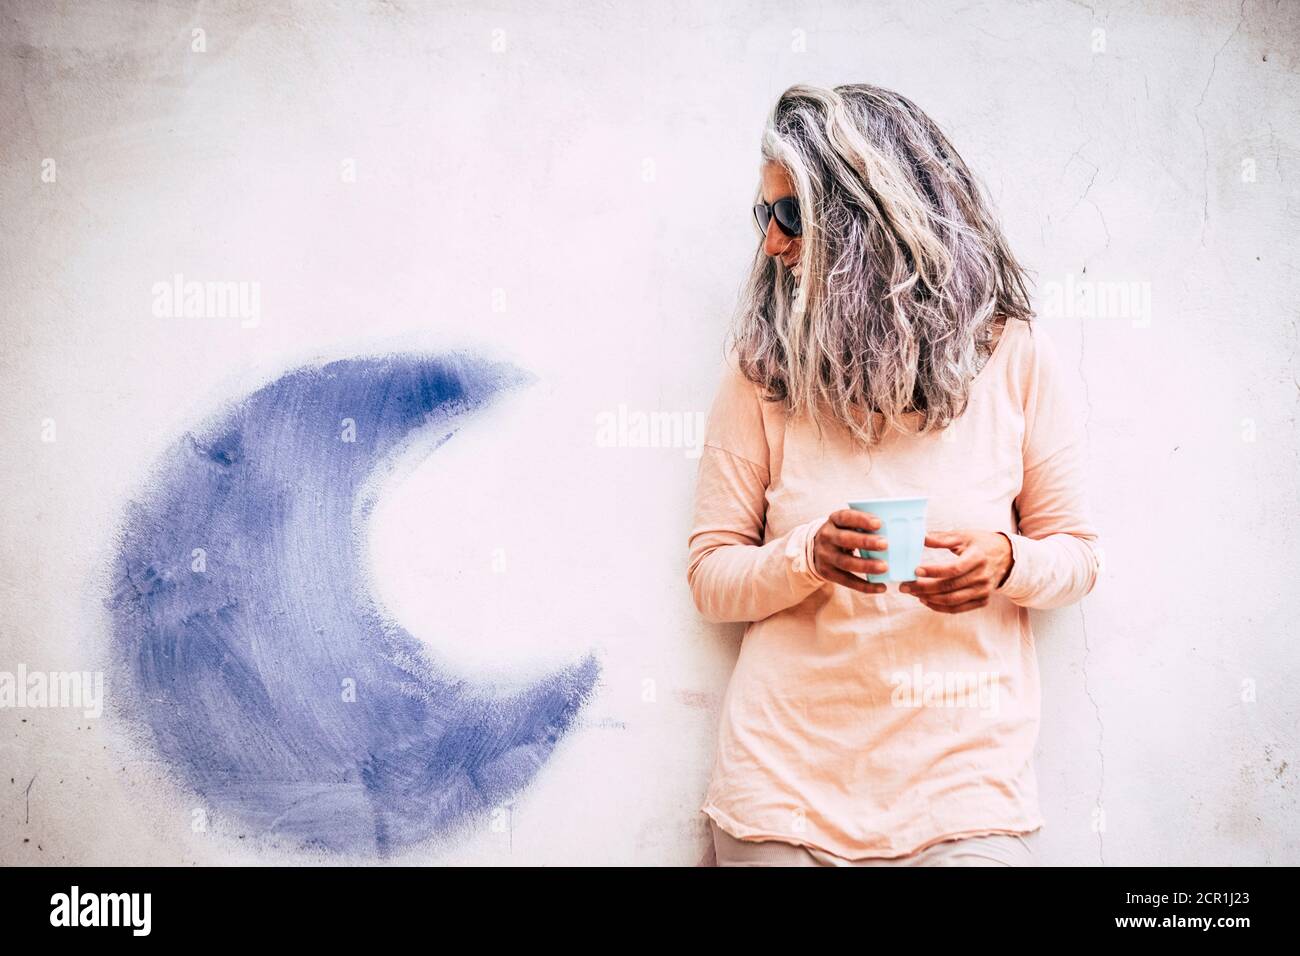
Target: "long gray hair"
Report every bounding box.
[727,82,1035,446]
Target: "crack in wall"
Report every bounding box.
[1080,602,1105,865]
[1195,0,1249,246]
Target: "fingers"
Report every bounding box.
[908,584,988,608]
[924,529,970,549]
[914,593,990,614]
[831,508,881,533]
[900,530,998,612]
[902,566,981,595]
[910,551,979,583]
[823,525,889,553]
[814,536,888,579]
[828,548,888,576]
[819,563,887,595]
[815,511,887,555]
[830,509,888,551]
[903,572,992,611]
[812,516,888,596]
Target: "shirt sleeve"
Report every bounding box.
[994,324,1102,610]
[686,356,830,624]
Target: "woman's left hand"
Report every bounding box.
[898,530,1013,613]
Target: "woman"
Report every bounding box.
[687,83,1101,867]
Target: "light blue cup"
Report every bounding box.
[847,496,929,584]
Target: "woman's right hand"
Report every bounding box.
[812,510,890,595]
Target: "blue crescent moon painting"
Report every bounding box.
[106,352,600,856]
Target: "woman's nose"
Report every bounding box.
[763,221,793,258]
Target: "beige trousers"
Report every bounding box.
[711,820,1040,867]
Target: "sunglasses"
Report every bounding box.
[752,196,802,238]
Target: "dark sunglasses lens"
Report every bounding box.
[774,198,801,236]
[753,203,770,234]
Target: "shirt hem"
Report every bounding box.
[701,803,1045,862]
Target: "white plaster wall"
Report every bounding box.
[0,0,1296,865]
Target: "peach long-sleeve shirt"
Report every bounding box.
[686,317,1101,859]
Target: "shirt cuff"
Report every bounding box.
[994,531,1021,593]
[785,515,830,587]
